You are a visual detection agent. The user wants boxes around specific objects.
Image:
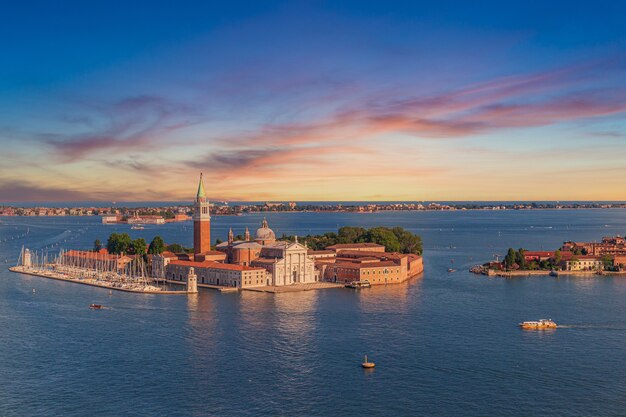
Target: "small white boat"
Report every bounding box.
[519,319,557,330]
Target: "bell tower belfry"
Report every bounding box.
[193,173,211,254]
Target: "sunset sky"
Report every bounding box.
[1,1,626,202]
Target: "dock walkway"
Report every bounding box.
[165,279,238,292]
[9,266,189,295]
[242,282,344,293]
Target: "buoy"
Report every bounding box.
[362,355,375,369]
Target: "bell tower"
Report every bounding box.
[193,173,211,254]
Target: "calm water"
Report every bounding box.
[1,210,626,416]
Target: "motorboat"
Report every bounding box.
[345,280,371,289]
[519,319,557,330]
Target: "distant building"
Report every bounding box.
[250,240,317,285]
[523,251,555,262]
[167,260,266,288]
[320,249,423,285]
[564,256,603,271]
[102,215,123,224]
[62,249,134,271]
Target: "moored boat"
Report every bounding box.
[345,280,371,289]
[519,319,557,329]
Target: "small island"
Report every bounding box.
[11,175,424,293]
[472,235,626,277]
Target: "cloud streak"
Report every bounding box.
[220,55,626,150]
[43,95,196,161]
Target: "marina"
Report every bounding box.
[9,247,190,294]
[9,266,189,294]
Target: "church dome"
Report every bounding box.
[255,218,276,243]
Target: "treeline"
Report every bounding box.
[98,233,191,255]
[503,248,563,270]
[283,226,422,255]
[503,247,615,271]
[97,226,422,257]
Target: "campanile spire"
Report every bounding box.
[193,173,211,254]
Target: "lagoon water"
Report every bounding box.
[1,210,626,416]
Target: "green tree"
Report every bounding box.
[515,248,526,269]
[130,238,147,255]
[337,226,366,244]
[391,227,423,255]
[107,233,132,254]
[363,227,401,252]
[148,236,165,254]
[167,243,185,253]
[600,254,614,270]
[553,249,562,264]
[93,239,102,252]
[504,248,517,269]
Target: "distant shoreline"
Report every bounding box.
[3,204,626,219]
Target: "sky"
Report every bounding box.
[1,0,626,202]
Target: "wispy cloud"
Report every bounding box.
[227,56,626,150]
[42,95,196,161]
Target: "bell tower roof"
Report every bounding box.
[196,173,207,201]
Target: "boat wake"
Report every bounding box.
[557,324,626,330]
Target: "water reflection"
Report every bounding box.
[357,274,423,314]
[187,290,218,351]
[558,276,601,291]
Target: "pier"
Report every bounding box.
[9,247,191,295]
[9,266,189,294]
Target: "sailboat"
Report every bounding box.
[362,355,375,369]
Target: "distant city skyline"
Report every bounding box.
[1,1,626,202]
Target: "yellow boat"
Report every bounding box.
[362,355,375,369]
[519,319,557,330]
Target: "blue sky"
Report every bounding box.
[1,0,625,201]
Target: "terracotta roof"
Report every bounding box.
[523,251,555,257]
[198,250,227,256]
[334,250,405,260]
[169,260,263,271]
[332,260,399,269]
[327,243,385,249]
[250,258,277,265]
[64,250,130,261]
[232,242,262,249]
[337,256,380,262]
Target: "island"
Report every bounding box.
[472,235,626,277]
[10,174,424,293]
